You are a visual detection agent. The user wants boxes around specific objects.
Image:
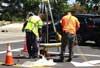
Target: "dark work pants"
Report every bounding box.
[26,31,38,57]
[60,31,75,60]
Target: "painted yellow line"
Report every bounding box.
[0,62,3,65]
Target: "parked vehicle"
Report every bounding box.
[74,14,100,45]
[41,22,60,43]
[41,14,100,45]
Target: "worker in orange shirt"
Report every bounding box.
[54,11,80,62]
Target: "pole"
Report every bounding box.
[47,0,61,41]
[48,0,57,32]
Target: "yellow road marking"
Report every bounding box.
[0,62,3,65]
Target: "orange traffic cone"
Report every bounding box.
[23,41,28,52]
[19,38,28,57]
[4,43,15,66]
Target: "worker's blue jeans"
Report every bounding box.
[60,31,75,60]
[26,31,38,57]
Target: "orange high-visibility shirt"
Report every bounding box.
[61,15,80,35]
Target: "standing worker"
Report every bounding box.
[23,12,44,59]
[54,11,80,62]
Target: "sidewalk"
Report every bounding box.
[0,23,24,32]
[0,23,25,44]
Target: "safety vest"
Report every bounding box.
[61,15,80,35]
[25,15,43,37]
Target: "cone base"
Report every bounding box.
[2,63,16,66]
[5,56,15,66]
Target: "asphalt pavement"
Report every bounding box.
[0,23,100,68]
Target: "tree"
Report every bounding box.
[0,0,69,21]
[0,0,24,21]
[48,0,68,20]
[92,0,100,4]
[76,0,100,13]
[70,3,87,14]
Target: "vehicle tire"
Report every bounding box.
[95,40,100,46]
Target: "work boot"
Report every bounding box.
[66,53,72,62]
[53,56,65,62]
[66,58,72,62]
[53,58,65,62]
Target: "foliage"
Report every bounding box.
[51,2,69,19]
[97,4,100,14]
[70,3,87,14]
[76,0,100,5]
[0,0,69,21]
[0,0,100,21]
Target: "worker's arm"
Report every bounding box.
[38,20,44,37]
[22,21,27,32]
